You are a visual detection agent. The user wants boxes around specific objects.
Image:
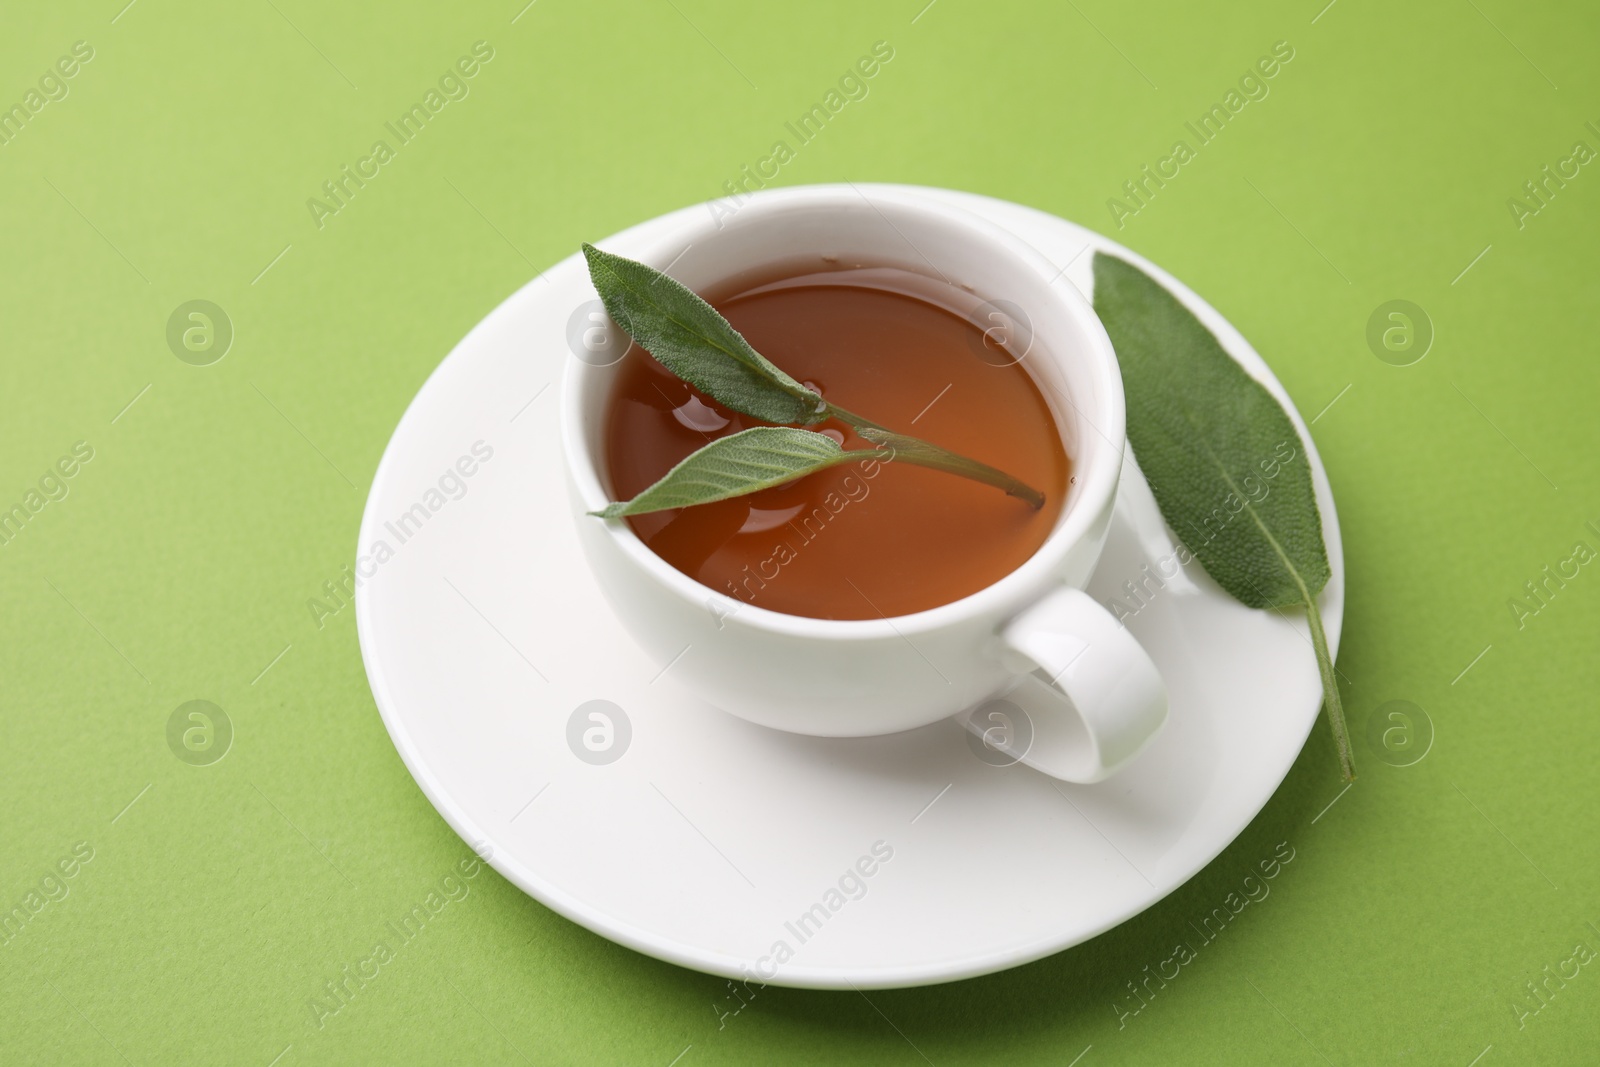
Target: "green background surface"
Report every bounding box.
[3,0,1597,1063]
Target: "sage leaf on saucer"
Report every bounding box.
[581,244,1046,511]
[1092,252,1353,781]
[591,427,856,518]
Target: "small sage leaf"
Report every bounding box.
[579,246,1045,515]
[582,243,824,425]
[594,426,851,518]
[1092,252,1351,779]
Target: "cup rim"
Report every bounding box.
[561,183,1125,638]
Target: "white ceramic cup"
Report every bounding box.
[561,185,1166,783]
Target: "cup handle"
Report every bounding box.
[966,586,1168,783]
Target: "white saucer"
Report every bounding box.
[354,184,1343,990]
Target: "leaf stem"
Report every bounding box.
[828,404,1045,509]
[822,402,887,433]
[860,428,1045,509]
[1303,593,1354,782]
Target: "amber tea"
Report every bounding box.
[602,265,1070,620]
